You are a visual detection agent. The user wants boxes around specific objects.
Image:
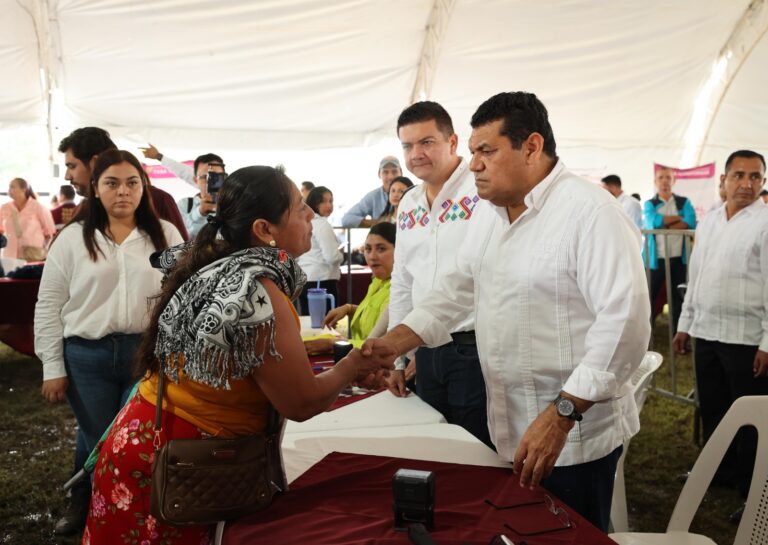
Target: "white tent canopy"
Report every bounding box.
[1,0,767,200]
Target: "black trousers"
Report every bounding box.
[541,445,623,533]
[296,279,338,316]
[649,256,686,333]
[415,342,493,449]
[694,338,768,497]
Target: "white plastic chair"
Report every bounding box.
[610,395,768,545]
[610,351,663,532]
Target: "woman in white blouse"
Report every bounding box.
[296,186,343,314]
[34,149,183,487]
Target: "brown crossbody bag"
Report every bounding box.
[149,367,286,526]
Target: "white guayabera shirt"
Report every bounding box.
[678,198,768,350]
[402,161,651,466]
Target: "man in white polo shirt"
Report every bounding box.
[365,92,650,531]
[673,149,768,512]
[387,100,491,448]
[601,174,643,230]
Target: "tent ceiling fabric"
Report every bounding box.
[0,0,45,125]
[1,0,764,169]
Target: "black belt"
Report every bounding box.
[450,331,476,345]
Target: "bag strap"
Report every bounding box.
[151,357,283,450]
[187,197,194,213]
[153,363,165,451]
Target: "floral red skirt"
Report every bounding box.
[83,392,213,545]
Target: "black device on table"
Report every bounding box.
[393,468,435,531]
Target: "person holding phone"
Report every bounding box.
[175,153,226,238]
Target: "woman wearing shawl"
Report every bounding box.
[82,166,393,544]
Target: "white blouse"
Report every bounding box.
[296,216,343,281]
[34,221,183,380]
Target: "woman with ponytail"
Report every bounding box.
[83,165,394,544]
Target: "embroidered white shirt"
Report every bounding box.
[34,221,183,380]
[388,158,478,335]
[297,216,343,281]
[401,161,651,466]
[678,198,768,351]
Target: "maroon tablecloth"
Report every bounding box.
[224,452,618,545]
[0,278,39,356]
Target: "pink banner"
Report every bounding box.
[142,161,193,179]
[654,162,718,219]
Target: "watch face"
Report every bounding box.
[556,398,574,416]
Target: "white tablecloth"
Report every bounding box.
[284,390,446,434]
[281,423,508,483]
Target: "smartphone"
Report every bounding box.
[206,171,227,202]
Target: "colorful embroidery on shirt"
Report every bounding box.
[438,195,480,223]
[399,206,430,230]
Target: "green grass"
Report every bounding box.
[624,313,743,542]
[0,313,745,543]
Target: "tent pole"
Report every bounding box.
[410,0,456,104]
[683,0,768,166]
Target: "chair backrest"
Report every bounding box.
[666,395,768,545]
[631,351,663,412]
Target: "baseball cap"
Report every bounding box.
[379,157,401,171]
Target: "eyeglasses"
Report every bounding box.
[485,494,572,537]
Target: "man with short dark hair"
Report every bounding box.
[674,150,768,515]
[175,153,225,237]
[341,156,402,227]
[387,100,491,448]
[51,185,77,229]
[643,167,697,333]
[59,129,189,240]
[601,174,643,229]
[365,92,649,531]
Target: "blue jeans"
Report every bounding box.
[64,334,141,455]
[415,343,493,449]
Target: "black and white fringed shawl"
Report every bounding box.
[154,244,306,389]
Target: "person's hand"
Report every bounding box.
[199,198,216,216]
[360,337,399,368]
[404,357,416,382]
[672,332,690,354]
[139,143,161,160]
[387,369,408,397]
[754,350,768,378]
[513,406,571,489]
[323,305,351,329]
[304,338,334,355]
[41,377,68,403]
[341,348,393,387]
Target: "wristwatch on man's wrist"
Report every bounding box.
[553,394,583,422]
